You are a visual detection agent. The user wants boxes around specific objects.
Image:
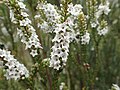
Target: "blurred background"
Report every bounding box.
[0,0,120,90]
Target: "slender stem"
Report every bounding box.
[46,68,52,90]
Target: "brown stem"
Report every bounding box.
[46,68,52,90]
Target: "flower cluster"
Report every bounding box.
[7,0,42,57]
[97,26,108,36]
[81,32,90,45]
[78,12,90,45]
[67,3,83,16]
[86,0,99,28]
[96,1,111,19]
[96,1,110,36]
[86,0,97,18]
[40,3,61,23]
[59,82,66,90]
[35,1,91,70]
[67,3,90,45]
[35,3,61,33]
[96,18,109,36]
[34,0,110,70]
[50,23,70,70]
[86,0,110,36]
[0,49,29,80]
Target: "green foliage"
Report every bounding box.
[0,0,120,90]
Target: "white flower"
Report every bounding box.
[53,60,61,70]
[68,3,83,16]
[112,84,120,90]
[19,18,31,26]
[59,82,65,90]
[43,58,50,62]
[0,49,29,80]
[25,41,32,49]
[96,1,111,18]
[39,3,61,23]
[5,59,16,69]
[28,33,42,49]
[17,26,42,57]
[97,26,108,36]
[27,25,36,32]
[30,49,38,57]
[17,28,24,38]
[91,21,98,28]
[50,23,70,70]
[34,14,41,19]
[10,9,17,23]
[40,21,51,33]
[17,1,26,9]
[81,32,90,44]
[99,3,110,15]
[21,12,29,17]
[7,0,42,57]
